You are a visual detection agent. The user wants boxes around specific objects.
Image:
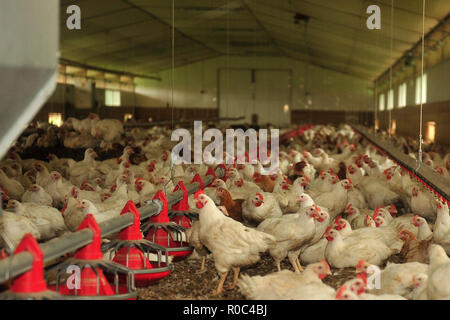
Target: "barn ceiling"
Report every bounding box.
[59,0,450,80]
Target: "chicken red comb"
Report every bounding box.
[365,214,371,225]
[324,226,332,235]
[412,215,419,223]
[328,168,335,174]
[374,206,382,216]
[356,273,368,285]
[194,189,204,200]
[347,178,353,185]
[390,204,397,211]
[334,216,342,224]
[256,192,264,200]
[335,286,348,299]
[302,150,309,158]
[346,203,352,212]
[356,259,367,270]
[303,175,310,183]
[135,177,143,185]
[313,204,321,212]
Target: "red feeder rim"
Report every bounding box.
[104,201,172,286]
[144,191,193,260]
[51,214,137,300]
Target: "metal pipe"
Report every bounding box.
[352,124,449,202]
[123,116,245,128]
[0,167,224,284]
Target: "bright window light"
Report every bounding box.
[398,82,407,107]
[387,89,394,110]
[379,93,385,111]
[426,121,436,142]
[105,89,121,107]
[283,104,290,113]
[48,113,63,127]
[415,74,427,104]
[390,119,396,135]
[124,113,133,122]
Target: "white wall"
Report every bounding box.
[134,56,374,114]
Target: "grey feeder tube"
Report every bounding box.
[0,167,225,284]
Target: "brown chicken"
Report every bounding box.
[398,230,431,264]
[259,174,275,193]
[216,188,244,222]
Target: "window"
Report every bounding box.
[415,74,427,104]
[48,113,63,127]
[426,121,436,142]
[387,89,394,110]
[105,89,121,107]
[390,119,396,135]
[398,82,407,107]
[379,93,385,111]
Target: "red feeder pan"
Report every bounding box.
[169,181,197,229]
[48,214,137,300]
[143,190,193,262]
[102,200,172,287]
[0,234,63,300]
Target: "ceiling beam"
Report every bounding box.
[122,0,222,56]
[241,0,286,58]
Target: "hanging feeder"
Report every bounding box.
[47,214,137,300]
[101,200,172,287]
[142,190,193,262]
[0,234,63,300]
[169,181,197,229]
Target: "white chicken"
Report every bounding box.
[241,192,283,227]
[433,199,450,254]
[194,192,276,295]
[324,227,398,268]
[6,199,67,240]
[427,244,450,300]
[0,168,24,200]
[238,261,332,300]
[313,179,352,220]
[0,210,41,251]
[257,206,321,272]
[21,184,53,206]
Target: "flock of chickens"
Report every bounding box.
[0,114,449,300]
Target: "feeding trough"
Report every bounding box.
[101,200,172,287]
[47,214,137,300]
[0,234,63,300]
[143,190,193,261]
[169,181,197,229]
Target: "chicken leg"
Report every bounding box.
[196,256,206,274]
[288,253,301,273]
[295,258,304,273]
[226,267,240,290]
[211,271,228,296]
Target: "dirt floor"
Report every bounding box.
[137,253,362,300]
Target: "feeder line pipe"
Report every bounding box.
[0,167,223,284]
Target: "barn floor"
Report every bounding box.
[136,253,405,300]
